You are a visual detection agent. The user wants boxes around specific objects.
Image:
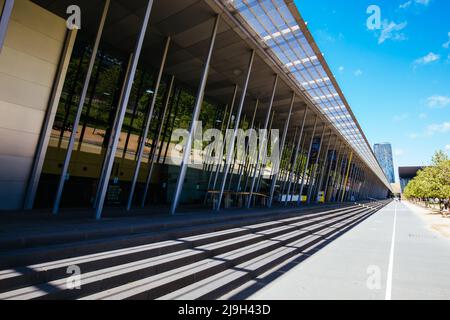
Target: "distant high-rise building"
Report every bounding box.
[374,143,395,183]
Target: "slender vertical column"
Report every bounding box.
[78,52,105,152]
[24,28,78,209]
[126,36,171,211]
[157,86,179,163]
[227,114,247,191]
[306,125,325,204]
[352,165,361,200]
[345,162,355,202]
[297,117,317,206]
[236,99,259,192]
[93,53,133,209]
[348,159,359,202]
[351,162,361,200]
[246,76,278,208]
[291,136,307,200]
[216,50,256,211]
[313,132,333,203]
[212,85,238,191]
[140,75,175,207]
[267,92,295,207]
[279,128,298,197]
[348,162,357,201]
[122,72,146,159]
[255,111,275,194]
[163,89,182,164]
[206,102,231,191]
[332,146,346,202]
[323,140,340,201]
[95,0,155,219]
[0,0,14,53]
[203,106,221,172]
[340,151,353,203]
[171,16,221,214]
[248,114,270,200]
[244,122,261,193]
[336,154,348,202]
[53,0,111,214]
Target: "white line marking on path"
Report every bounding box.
[385,202,398,300]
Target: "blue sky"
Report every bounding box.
[294,0,450,181]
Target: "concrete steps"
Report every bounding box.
[0,206,360,292]
[157,209,375,300]
[0,200,390,300]
[0,204,355,269]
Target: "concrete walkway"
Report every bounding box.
[249,201,450,300]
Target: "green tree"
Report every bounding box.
[403,150,450,202]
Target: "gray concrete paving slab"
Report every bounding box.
[249,202,450,300]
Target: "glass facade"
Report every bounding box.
[374,143,395,184]
[34,33,227,211]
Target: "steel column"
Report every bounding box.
[236,99,259,192]
[313,132,333,203]
[246,76,278,208]
[323,140,340,202]
[227,114,247,191]
[95,0,154,219]
[24,29,78,209]
[332,146,346,202]
[126,36,171,211]
[340,151,353,203]
[279,127,298,197]
[170,16,221,214]
[267,92,295,207]
[297,117,318,206]
[140,75,175,207]
[0,0,14,53]
[216,50,256,211]
[53,0,111,214]
[212,85,238,192]
[206,102,232,192]
[306,125,326,204]
[255,111,275,194]
[93,53,133,209]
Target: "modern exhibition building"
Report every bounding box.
[0,0,392,218]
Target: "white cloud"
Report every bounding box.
[408,133,419,139]
[418,112,428,119]
[399,1,412,9]
[378,20,408,44]
[426,122,450,136]
[353,69,363,76]
[445,144,450,152]
[400,0,431,9]
[443,32,450,49]
[415,0,431,5]
[414,52,440,65]
[338,66,345,72]
[426,95,450,108]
